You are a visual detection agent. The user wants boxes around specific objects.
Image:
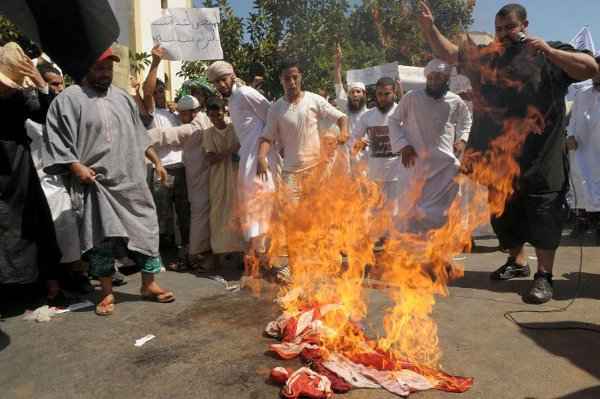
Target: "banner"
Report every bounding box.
[570,26,596,55]
[346,62,398,86]
[567,26,596,101]
[151,7,223,61]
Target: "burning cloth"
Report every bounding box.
[266,304,473,397]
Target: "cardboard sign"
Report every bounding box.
[151,7,223,61]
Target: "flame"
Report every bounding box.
[239,39,544,377]
[242,107,543,384]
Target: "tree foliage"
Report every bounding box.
[188,0,474,98]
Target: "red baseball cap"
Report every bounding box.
[97,47,120,63]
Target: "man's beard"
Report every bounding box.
[425,83,449,99]
[376,101,393,113]
[220,87,232,98]
[348,97,366,113]
[92,80,111,93]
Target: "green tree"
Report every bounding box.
[129,51,151,80]
[249,0,352,96]
[349,0,474,66]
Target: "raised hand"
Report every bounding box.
[417,1,435,29]
[151,45,166,66]
[335,43,342,66]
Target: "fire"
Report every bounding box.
[236,37,544,385]
[251,102,544,380]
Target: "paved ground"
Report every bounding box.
[1,233,600,399]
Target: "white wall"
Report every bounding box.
[107,0,190,98]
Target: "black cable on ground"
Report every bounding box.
[503,241,600,334]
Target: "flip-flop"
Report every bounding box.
[140,291,175,303]
[95,301,114,316]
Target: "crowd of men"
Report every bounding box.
[1,2,599,317]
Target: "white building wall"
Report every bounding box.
[108,0,191,99]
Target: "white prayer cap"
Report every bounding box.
[177,95,200,112]
[206,61,234,82]
[348,81,366,92]
[424,59,452,77]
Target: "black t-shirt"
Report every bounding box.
[459,41,588,193]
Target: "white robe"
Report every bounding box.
[567,86,600,212]
[148,112,213,255]
[335,83,368,166]
[334,83,367,138]
[389,89,472,232]
[228,84,281,240]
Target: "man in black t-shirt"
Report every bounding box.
[418,2,598,304]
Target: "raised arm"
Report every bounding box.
[334,44,349,109]
[142,45,165,114]
[418,1,459,64]
[334,43,345,91]
[525,39,599,82]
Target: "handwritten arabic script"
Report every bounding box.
[151,8,224,61]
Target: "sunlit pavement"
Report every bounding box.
[1,234,599,399]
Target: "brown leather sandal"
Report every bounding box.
[140,290,175,303]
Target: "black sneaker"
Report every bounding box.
[490,258,531,280]
[524,272,553,304]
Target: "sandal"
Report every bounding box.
[140,290,175,303]
[95,300,115,316]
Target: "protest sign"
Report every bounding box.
[346,62,399,86]
[398,65,425,92]
[151,7,223,61]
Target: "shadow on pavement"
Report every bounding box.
[555,385,600,398]
[0,328,9,352]
[470,243,501,254]
[516,322,600,396]
[451,271,600,301]
[0,283,46,319]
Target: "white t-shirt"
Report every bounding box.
[150,108,182,167]
[263,91,345,173]
[354,103,403,182]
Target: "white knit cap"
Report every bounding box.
[424,59,452,77]
[206,60,234,82]
[348,81,366,91]
[177,95,200,112]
